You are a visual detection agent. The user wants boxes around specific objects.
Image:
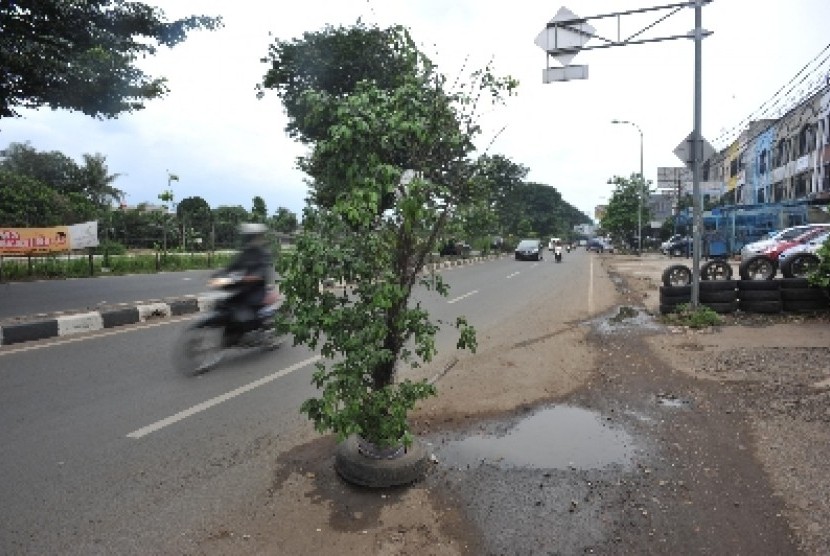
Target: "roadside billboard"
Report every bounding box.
[0,221,98,255]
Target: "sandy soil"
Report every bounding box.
[187,253,830,555]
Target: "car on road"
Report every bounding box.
[514,239,544,261]
[586,238,613,253]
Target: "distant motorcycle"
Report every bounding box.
[173,272,285,375]
[554,245,563,263]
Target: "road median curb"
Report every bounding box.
[0,297,204,347]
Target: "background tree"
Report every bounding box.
[73,153,124,210]
[0,142,117,225]
[1,2,221,119]
[251,196,268,223]
[601,173,652,247]
[269,206,298,234]
[211,205,250,247]
[177,196,212,248]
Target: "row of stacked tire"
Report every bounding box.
[659,276,829,315]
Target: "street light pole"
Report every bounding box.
[612,119,644,255]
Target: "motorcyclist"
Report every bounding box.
[554,239,563,262]
[215,222,275,343]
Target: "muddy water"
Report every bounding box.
[435,405,637,470]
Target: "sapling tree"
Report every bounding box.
[263,23,516,448]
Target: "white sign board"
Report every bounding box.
[69,221,99,249]
[673,132,717,169]
[535,7,595,67]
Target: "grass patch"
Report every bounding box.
[661,303,722,328]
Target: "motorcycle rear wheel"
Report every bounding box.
[174,325,224,375]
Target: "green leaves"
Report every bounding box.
[1,2,222,119]
[271,22,519,447]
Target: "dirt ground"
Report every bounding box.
[190,253,830,555]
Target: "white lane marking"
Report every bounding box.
[126,355,321,439]
[506,272,520,279]
[447,290,479,304]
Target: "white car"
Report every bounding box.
[778,230,829,278]
[740,224,830,260]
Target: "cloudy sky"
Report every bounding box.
[2,0,829,222]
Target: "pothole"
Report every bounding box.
[584,305,663,335]
[656,393,692,408]
[434,405,638,471]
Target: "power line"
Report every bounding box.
[712,41,830,148]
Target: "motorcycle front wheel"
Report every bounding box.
[173,325,225,375]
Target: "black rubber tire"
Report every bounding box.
[739,255,777,281]
[782,253,821,279]
[778,277,810,289]
[737,279,781,292]
[782,299,829,313]
[738,289,781,302]
[659,303,686,315]
[662,264,692,287]
[173,325,224,375]
[660,294,692,306]
[701,260,734,281]
[699,290,738,303]
[739,300,783,314]
[701,301,738,314]
[660,285,691,296]
[780,287,828,301]
[699,279,738,291]
[334,435,430,488]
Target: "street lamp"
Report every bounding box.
[611,119,643,255]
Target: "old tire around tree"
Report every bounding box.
[334,435,430,488]
[700,259,734,281]
[739,255,777,281]
[662,264,692,287]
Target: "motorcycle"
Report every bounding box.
[174,272,285,375]
[554,246,563,263]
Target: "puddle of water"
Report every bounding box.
[584,305,663,335]
[436,406,637,471]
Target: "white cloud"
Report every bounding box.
[2,0,829,220]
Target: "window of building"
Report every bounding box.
[730,158,738,177]
[759,149,767,174]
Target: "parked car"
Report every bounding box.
[586,238,613,253]
[440,240,471,257]
[660,234,683,253]
[777,230,830,278]
[663,236,693,258]
[514,239,544,261]
[739,226,830,280]
[740,224,830,260]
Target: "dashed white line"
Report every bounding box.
[448,290,479,304]
[126,355,321,439]
[506,272,520,279]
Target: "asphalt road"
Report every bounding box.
[0,269,217,320]
[0,250,596,554]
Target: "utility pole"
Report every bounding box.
[538,0,713,307]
